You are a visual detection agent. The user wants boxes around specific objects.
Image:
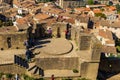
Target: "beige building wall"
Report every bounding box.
[0,32,27,50]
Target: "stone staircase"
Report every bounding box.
[27,62,45,78]
[14,54,42,78]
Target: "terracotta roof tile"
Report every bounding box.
[63,18,75,24]
[100,20,110,26]
[99,29,113,40]
[109,6,116,11]
[106,40,115,44]
[34,13,51,20]
[16,18,27,24]
[102,46,117,54]
[111,21,120,28]
[93,9,102,13]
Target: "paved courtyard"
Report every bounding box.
[0,38,78,64]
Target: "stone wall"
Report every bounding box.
[0,32,27,50]
[51,23,66,38]
[0,64,26,74]
[36,57,79,70]
[78,34,102,80]
[71,27,80,42]
[81,62,99,80]
[91,36,102,62]
[79,34,92,50]
[63,0,87,8]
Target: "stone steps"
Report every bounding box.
[27,62,42,78]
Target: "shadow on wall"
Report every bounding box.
[97,53,120,80]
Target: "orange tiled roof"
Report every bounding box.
[106,40,115,44]
[34,13,50,20]
[84,8,91,11]
[63,18,75,24]
[74,8,84,12]
[38,17,57,27]
[66,8,72,12]
[102,46,117,54]
[109,6,116,11]
[93,9,102,13]
[99,29,113,40]
[16,18,28,24]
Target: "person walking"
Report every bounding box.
[25,48,33,62]
[24,39,30,49]
[48,28,52,38]
[51,74,54,80]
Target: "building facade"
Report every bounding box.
[59,0,88,8]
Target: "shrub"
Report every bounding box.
[5,73,13,79]
[62,78,72,80]
[0,72,4,78]
[73,69,79,73]
[117,46,120,52]
[22,74,35,80]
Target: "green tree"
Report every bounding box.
[116,46,120,52]
[5,73,13,79]
[95,13,106,19]
[88,0,94,5]
[109,1,113,6]
[116,4,120,14]
[0,72,4,79]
